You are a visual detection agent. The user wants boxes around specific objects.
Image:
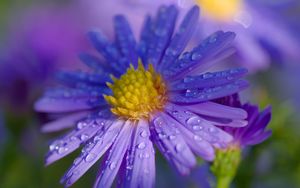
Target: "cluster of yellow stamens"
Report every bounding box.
[104,61,167,120]
[196,0,242,21]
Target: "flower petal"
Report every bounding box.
[145,5,178,67]
[150,113,196,173]
[158,6,199,71]
[61,119,125,187]
[165,103,233,149]
[41,111,90,133]
[87,30,127,73]
[46,117,112,166]
[114,15,138,67]
[93,120,133,188]
[169,68,248,91]
[168,80,249,104]
[163,31,236,80]
[123,119,155,188]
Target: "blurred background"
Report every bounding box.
[0,0,300,188]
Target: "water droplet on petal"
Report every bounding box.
[140,130,148,138]
[80,134,89,141]
[194,135,203,141]
[85,153,96,162]
[109,162,116,170]
[137,142,146,149]
[175,144,184,153]
[186,116,202,126]
[168,135,176,140]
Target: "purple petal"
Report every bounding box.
[169,68,248,91]
[165,103,233,149]
[61,119,125,187]
[41,111,90,133]
[123,119,155,188]
[158,6,199,71]
[150,113,197,172]
[34,97,93,113]
[165,113,215,161]
[45,117,112,166]
[180,101,247,120]
[168,80,249,104]
[88,30,126,74]
[145,5,178,68]
[93,120,133,188]
[243,130,272,146]
[163,31,236,80]
[114,15,138,67]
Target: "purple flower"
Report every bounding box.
[35,5,250,187]
[215,94,272,147]
[87,0,300,72]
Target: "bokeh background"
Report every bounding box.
[0,0,300,188]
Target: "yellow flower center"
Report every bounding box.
[104,61,167,120]
[196,0,242,21]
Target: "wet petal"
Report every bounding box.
[46,117,112,166]
[145,5,178,67]
[41,111,90,133]
[94,120,133,188]
[150,113,196,173]
[165,103,233,149]
[123,119,155,188]
[114,15,138,67]
[61,119,125,187]
[163,31,236,80]
[169,80,249,104]
[158,6,199,71]
[169,68,248,91]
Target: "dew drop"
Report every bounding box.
[85,153,96,162]
[109,162,117,170]
[175,144,184,153]
[194,135,203,141]
[137,142,146,149]
[168,135,176,140]
[186,116,202,126]
[191,52,202,61]
[140,130,148,138]
[80,134,89,141]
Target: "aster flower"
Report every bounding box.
[88,0,300,71]
[211,94,272,188]
[35,5,250,187]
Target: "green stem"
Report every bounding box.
[216,176,232,188]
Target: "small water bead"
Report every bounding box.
[77,122,88,130]
[140,130,148,138]
[85,153,97,162]
[194,135,203,141]
[58,146,68,154]
[175,144,184,153]
[192,125,203,131]
[73,157,81,166]
[137,142,146,149]
[80,134,89,141]
[168,135,176,140]
[93,135,102,143]
[109,162,117,170]
[186,116,202,126]
[191,51,202,61]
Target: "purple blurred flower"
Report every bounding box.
[0,3,89,108]
[35,5,250,187]
[86,0,300,72]
[216,94,272,147]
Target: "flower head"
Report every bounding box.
[35,5,250,187]
[215,94,272,147]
